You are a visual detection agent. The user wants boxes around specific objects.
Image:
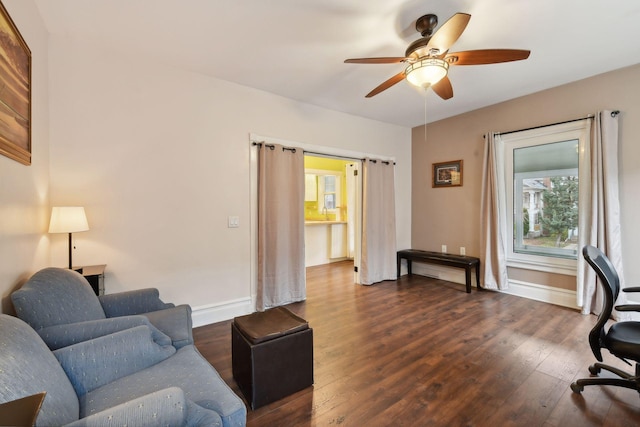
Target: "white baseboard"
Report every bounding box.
[500,279,579,310]
[191,297,253,327]
[410,264,579,310]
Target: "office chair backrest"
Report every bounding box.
[582,245,620,362]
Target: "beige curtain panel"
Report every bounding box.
[360,158,397,285]
[257,143,306,310]
[577,111,627,318]
[480,132,509,290]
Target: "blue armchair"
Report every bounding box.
[11,267,193,350]
[0,314,246,426]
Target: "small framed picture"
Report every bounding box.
[432,160,463,188]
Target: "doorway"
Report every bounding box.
[303,155,362,282]
[249,133,388,304]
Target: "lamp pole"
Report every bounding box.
[68,232,73,269]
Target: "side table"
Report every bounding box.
[73,264,106,296]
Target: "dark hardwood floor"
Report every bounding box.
[194,261,640,426]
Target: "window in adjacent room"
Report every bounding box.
[322,175,337,210]
[305,170,342,220]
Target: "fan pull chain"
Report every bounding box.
[424,90,428,144]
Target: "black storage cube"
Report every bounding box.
[231,307,314,409]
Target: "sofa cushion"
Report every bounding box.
[66,387,223,427]
[12,268,106,330]
[54,325,176,396]
[0,314,79,426]
[81,345,246,426]
[38,315,173,351]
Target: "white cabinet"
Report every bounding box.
[330,223,346,259]
[304,174,317,201]
[305,222,347,266]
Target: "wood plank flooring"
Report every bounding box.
[193,261,640,426]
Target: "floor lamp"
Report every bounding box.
[48,207,90,269]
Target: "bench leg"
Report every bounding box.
[465,268,471,293]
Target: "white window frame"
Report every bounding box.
[500,120,589,276]
[306,169,341,216]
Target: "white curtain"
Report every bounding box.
[577,111,627,318]
[480,132,509,290]
[345,163,358,259]
[360,158,397,285]
[257,143,306,310]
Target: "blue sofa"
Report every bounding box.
[12,268,193,350]
[0,314,246,426]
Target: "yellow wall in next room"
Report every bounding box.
[304,155,353,220]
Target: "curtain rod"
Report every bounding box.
[251,142,395,165]
[304,150,363,162]
[251,141,297,153]
[305,150,395,165]
[494,110,619,137]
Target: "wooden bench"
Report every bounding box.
[396,249,480,293]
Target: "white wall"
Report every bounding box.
[48,36,411,324]
[0,0,50,313]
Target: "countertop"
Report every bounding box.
[305,220,347,225]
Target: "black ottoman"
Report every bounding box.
[232,307,314,409]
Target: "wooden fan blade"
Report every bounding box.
[431,76,453,100]
[366,71,406,98]
[426,13,471,54]
[345,57,408,64]
[445,49,530,65]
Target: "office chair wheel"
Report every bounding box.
[570,382,584,394]
[588,364,601,375]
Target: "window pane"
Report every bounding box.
[513,139,579,259]
[324,194,336,209]
[324,176,336,192]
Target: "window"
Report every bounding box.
[305,169,342,219]
[322,175,337,210]
[500,120,588,275]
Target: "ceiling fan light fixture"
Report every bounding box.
[405,58,449,88]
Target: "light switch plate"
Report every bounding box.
[228,216,239,228]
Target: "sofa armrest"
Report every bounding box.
[38,316,172,350]
[54,326,176,396]
[99,288,174,317]
[64,387,222,427]
[144,305,194,348]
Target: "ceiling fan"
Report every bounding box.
[345,13,530,99]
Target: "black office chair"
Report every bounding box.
[571,245,640,394]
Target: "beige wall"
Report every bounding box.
[412,64,640,295]
[46,36,411,324]
[0,2,411,323]
[0,0,50,313]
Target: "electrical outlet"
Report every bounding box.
[441,245,447,253]
[460,247,466,256]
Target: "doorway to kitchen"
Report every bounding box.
[304,155,362,279]
[250,133,393,304]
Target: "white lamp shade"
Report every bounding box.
[48,207,89,233]
[405,58,449,88]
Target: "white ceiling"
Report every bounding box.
[34,0,640,128]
